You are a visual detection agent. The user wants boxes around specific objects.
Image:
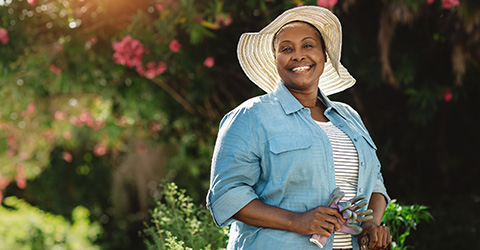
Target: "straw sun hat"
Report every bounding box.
[237,5,355,96]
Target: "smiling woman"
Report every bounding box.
[207,6,391,250]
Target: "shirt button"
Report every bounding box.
[354,138,358,142]
[361,162,364,166]
[359,188,363,193]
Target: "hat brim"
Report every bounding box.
[237,6,355,96]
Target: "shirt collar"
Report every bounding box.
[273,81,347,120]
[273,82,304,115]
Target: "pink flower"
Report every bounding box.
[204,57,215,68]
[62,152,73,162]
[50,65,62,75]
[150,122,163,132]
[54,111,66,120]
[89,37,98,45]
[0,28,8,44]
[442,0,459,8]
[216,14,233,26]
[140,61,167,79]
[16,165,26,189]
[317,0,338,8]
[156,3,164,11]
[94,144,108,156]
[443,87,453,102]
[27,0,37,5]
[169,40,181,52]
[21,103,36,117]
[27,103,35,113]
[112,35,144,67]
[427,0,434,4]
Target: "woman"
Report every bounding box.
[207,6,391,250]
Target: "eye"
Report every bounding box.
[280,46,292,53]
[303,43,313,49]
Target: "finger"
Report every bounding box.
[368,231,378,249]
[317,206,346,222]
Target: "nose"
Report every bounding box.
[292,50,305,61]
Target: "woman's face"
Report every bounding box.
[274,22,326,92]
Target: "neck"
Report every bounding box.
[286,86,319,108]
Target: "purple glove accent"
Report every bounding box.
[310,188,374,248]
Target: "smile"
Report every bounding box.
[291,65,311,72]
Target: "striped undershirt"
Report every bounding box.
[316,121,359,249]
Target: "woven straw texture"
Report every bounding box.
[237,6,355,96]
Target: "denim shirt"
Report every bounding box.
[207,82,390,250]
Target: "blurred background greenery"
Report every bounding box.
[0,0,479,249]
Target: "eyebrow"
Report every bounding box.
[278,36,317,45]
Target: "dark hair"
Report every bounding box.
[272,21,327,58]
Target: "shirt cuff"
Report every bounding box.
[208,185,259,227]
[372,177,391,209]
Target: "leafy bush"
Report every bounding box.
[382,199,434,250]
[142,182,228,250]
[143,183,433,250]
[0,196,102,250]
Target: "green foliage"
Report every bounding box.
[143,183,433,250]
[382,199,434,250]
[142,182,228,250]
[0,196,102,250]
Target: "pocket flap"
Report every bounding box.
[269,136,312,154]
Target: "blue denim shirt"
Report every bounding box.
[207,82,390,250]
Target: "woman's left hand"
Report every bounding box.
[360,222,391,250]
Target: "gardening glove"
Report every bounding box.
[310,188,374,248]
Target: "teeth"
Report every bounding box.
[292,66,310,72]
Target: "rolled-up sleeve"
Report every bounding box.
[373,170,391,208]
[206,106,261,227]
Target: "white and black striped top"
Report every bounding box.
[316,121,359,249]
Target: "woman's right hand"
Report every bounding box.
[291,206,345,237]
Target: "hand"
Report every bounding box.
[292,206,345,237]
[360,222,391,250]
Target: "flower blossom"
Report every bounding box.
[27,0,37,5]
[54,111,66,120]
[216,14,233,26]
[62,152,73,162]
[137,61,167,79]
[94,143,108,156]
[0,28,8,44]
[112,35,144,67]
[427,0,435,4]
[443,87,453,102]
[442,0,459,9]
[204,57,215,68]
[50,65,62,75]
[169,40,181,52]
[16,165,26,189]
[156,3,164,11]
[317,0,338,8]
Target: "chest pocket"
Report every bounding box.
[267,136,313,184]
